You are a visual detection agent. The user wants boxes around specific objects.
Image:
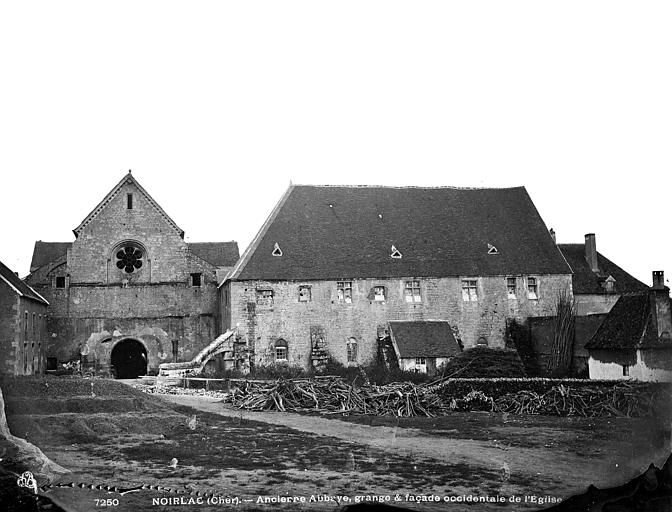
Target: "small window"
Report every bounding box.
[622,365,629,377]
[374,286,386,302]
[506,277,517,299]
[391,245,402,259]
[298,285,311,302]
[462,279,478,301]
[477,337,488,346]
[32,313,36,338]
[190,273,202,287]
[415,357,426,365]
[272,243,283,257]
[347,338,358,363]
[24,312,28,339]
[337,281,352,303]
[487,243,498,255]
[275,339,288,362]
[127,193,133,209]
[527,277,538,300]
[404,281,421,303]
[256,289,274,306]
[55,276,66,288]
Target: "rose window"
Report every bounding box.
[116,246,143,273]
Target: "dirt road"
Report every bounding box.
[159,392,671,496]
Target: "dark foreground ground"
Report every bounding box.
[1,376,670,512]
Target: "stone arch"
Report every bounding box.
[110,337,148,378]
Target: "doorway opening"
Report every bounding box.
[111,339,147,378]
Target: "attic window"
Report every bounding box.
[373,286,386,301]
[487,244,498,255]
[527,277,538,300]
[337,281,352,303]
[127,193,133,209]
[272,243,283,257]
[390,245,402,259]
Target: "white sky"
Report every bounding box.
[1,2,670,286]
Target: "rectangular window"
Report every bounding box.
[622,365,629,377]
[347,340,358,362]
[337,281,352,303]
[24,312,28,339]
[527,277,538,300]
[127,193,133,209]
[190,273,202,287]
[415,357,426,365]
[404,281,421,303]
[275,345,288,361]
[298,285,311,302]
[32,313,36,338]
[374,286,386,302]
[462,279,478,301]
[256,289,274,306]
[507,277,517,299]
[55,276,66,288]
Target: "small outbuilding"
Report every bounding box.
[0,259,49,375]
[388,320,462,374]
[585,271,672,382]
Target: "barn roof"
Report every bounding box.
[227,185,571,281]
[388,320,462,358]
[557,244,647,295]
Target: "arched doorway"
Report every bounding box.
[111,339,147,379]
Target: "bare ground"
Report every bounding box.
[1,377,670,512]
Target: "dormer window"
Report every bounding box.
[391,245,402,259]
[603,276,616,293]
[487,244,498,255]
[272,243,283,257]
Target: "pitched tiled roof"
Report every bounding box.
[188,243,240,267]
[229,185,571,281]
[389,320,461,358]
[558,244,648,295]
[584,293,661,350]
[0,260,48,305]
[30,242,72,272]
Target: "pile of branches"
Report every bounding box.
[222,377,668,418]
[494,382,663,417]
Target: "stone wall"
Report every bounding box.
[224,273,572,369]
[0,281,48,376]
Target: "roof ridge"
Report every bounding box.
[290,183,526,191]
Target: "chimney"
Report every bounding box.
[549,228,556,243]
[650,271,672,340]
[584,233,599,273]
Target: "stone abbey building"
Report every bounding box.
[25,172,239,377]
[220,185,574,373]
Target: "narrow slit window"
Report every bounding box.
[347,338,358,363]
[337,281,352,303]
[127,193,133,209]
[404,281,421,303]
[462,279,478,301]
[622,365,629,377]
